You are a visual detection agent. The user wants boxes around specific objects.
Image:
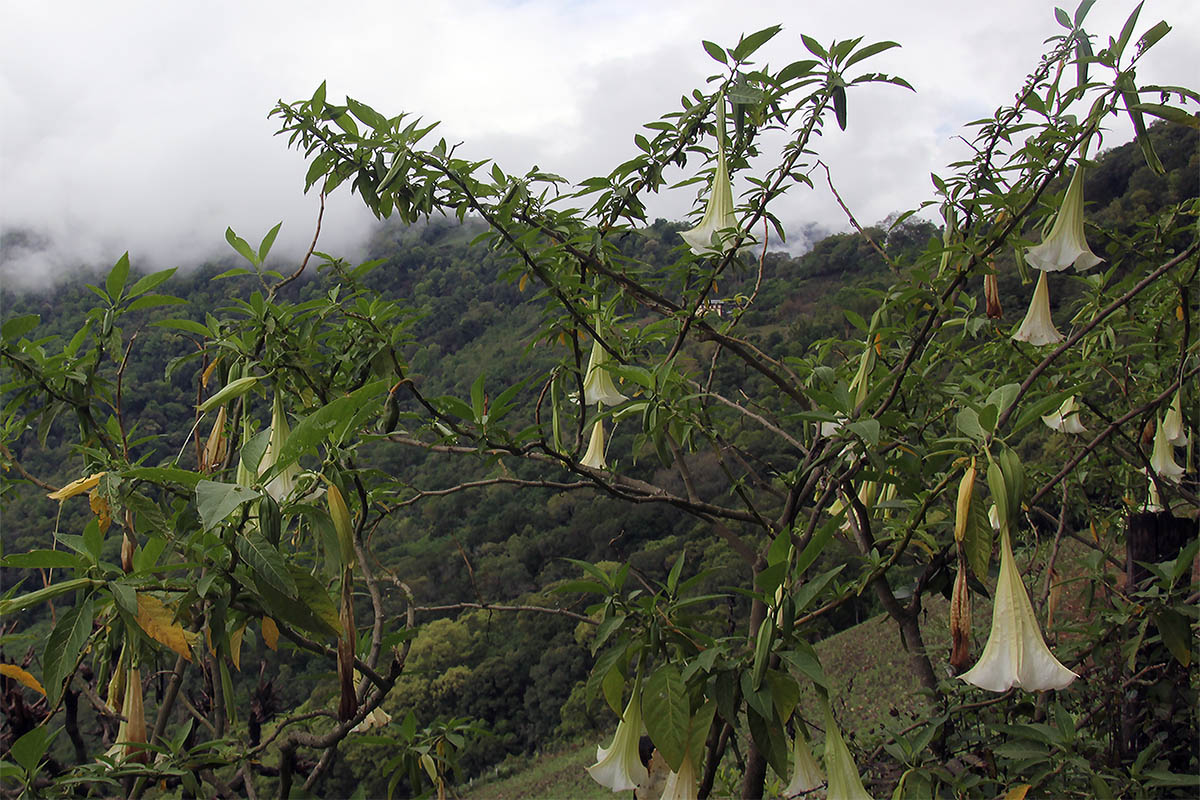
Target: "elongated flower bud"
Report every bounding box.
[950,555,973,674]
[955,460,977,543]
[984,272,1003,319]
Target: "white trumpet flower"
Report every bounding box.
[581,419,608,470]
[262,393,301,502]
[1024,164,1103,273]
[959,528,1078,692]
[824,707,872,800]
[659,755,699,800]
[784,727,824,797]
[1150,415,1185,483]
[680,101,747,256]
[1012,271,1064,346]
[1041,396,1086,434]
[587,690,648,792]
[583,339,628,407]
[1163,390,1188,447]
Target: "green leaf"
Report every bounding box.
[122,467,204,489]
[259,222,283,262]
[642,665,689,771]
[1,550,85,570]
[9,726,57,776]
[126,267,177,299]
[125,294,186,313]
[686,701,717,770]
[237,528,298,599]
[1,314,40,343]
[964,493,993,581]
[253,566,341,639]
[843,40,900,70]
[747,707,789,779]
[1135,20,1171,55]
[109,582,138,617]
[225,227,260,267]
[153,318,212,338]
[701,40,727,64]
[106,253,130,301]
[1152,609,1192,666]
[956,408,985,442]
[731,25,781,62]
[43,594,95,706]
[800,34,828,60]
[846,418,879,446]
[196,480,261,531]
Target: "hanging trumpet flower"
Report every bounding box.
[1150,414,1185,483]
[1163,390,1188,447]
[583,338,628,407]
[581,419,608,469]
[587,687,648,792]
[823,706,872,800]
[784,725,824,797]
[1024,164,1103,273]
[1041,396,1086,434]
[680,98,747,256]
[958,526,1077,692]
[261,393,301,502]
[660,755,699,800]
[1012,271,1063,346]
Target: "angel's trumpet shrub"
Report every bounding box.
[1012,271,1063,346]
[581,419,608,469]
[660,755,699,800]
[784,726,824,796]
[823,707,871,800]
[959,528,1077,692]
[1163,390,1188,447]
[587,689,648,792]
[1041,396,1086,434]
[1150,415,1185,483]
[583,339,627,407]
[1024,164,1103,273]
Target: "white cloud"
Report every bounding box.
[1,0,1196,286]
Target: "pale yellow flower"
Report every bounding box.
[784,726,824,797]
[1024,164,1103,273]
[1012,271,1063,346]
[581,420,608,469]
[1041,396,1086,434]
[587,690,648,792]
[1150,415,1185,483]
[959,528,1077,692]
[583,339,628,407]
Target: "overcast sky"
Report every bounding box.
[1,0,1196,288]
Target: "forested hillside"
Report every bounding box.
[1,105,1196,800]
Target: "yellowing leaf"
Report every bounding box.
[229,623,246,671]
[518,273,528,292]
[201,356,221,388]
[89,488,112,534]
[261,616,279,651]
[135,593,198,661]
[48,472,105,502]
[1005,785,1031,800]
[0,664,46,696]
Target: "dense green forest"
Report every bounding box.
[2,112,1195,799]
